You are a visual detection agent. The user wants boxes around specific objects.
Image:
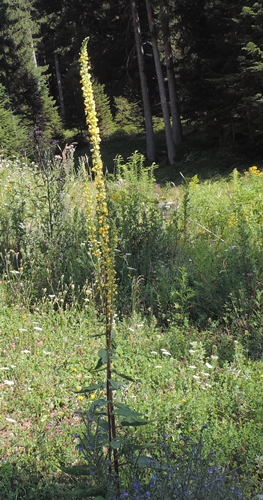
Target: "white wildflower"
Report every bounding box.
[4,380,14,385]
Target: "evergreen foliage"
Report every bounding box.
[0,0,63,155]
[0,84,27,156]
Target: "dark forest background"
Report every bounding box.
[0,0,262,170]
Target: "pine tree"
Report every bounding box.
[0,83,27,156]
[0,0,63,153]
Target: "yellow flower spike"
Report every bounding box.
[80,38,117,321]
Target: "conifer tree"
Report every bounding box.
[0,83,27,156]
[0,0,63,152]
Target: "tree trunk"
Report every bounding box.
[160,1,182,146]
[130,0,156,163]
[145,0,176,165]
[54,53,66,123]
[29,28,37,67]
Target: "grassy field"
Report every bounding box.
[1,149,263,498]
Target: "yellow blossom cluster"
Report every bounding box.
[245,165,263,176]
[80,38,116,321]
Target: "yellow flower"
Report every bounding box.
[80,37,116,322]
[78,395,84,401]
[90,394,96,400]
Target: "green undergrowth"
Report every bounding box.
[0,304,262,497]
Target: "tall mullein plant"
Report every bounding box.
[79,38,119,476]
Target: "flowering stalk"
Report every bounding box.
[79,37,118,477]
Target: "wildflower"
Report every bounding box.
[4,380,14,386]
[149,475,156,487]
[161,348,171,356]
[78,395,84,401]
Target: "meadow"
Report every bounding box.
[1,149,263,498]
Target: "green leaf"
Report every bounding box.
[78,383,102,393]
[113,403,143,418]
[120,419,153,427]
[98,348,107,364]
[110,439,121,449]
[108,378,124,390]
[112,369,136,382]
[125,442,156,450]
[131,456,166,470]
[94,357,104,371]
[96,420,109,431]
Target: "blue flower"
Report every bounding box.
[132,480,141,490]
[149,475,156,488]
[120,492,129,498]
